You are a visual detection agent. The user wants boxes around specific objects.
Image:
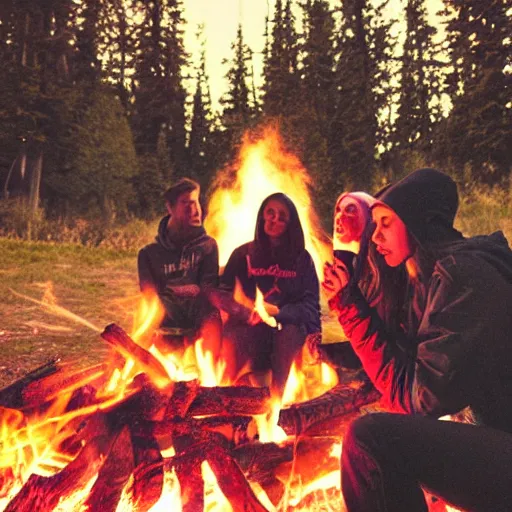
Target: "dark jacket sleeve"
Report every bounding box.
[137,248,157,292]
[198,239,219,288]
[220,246,246,292]
[329,258,482,417]
[274,251,321,330]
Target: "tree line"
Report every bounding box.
[0,0,510,226]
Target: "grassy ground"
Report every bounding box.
[0,187,510,390]
[0,239,141,388]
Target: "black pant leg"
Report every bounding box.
[342,412,512,512]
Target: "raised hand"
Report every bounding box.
[322,259,350,301]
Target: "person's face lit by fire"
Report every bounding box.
[263,198,290,242]
[372,204,412,267]
[334,196,366,244]
[167,189,202,228]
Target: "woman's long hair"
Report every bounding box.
[360,227,408,332]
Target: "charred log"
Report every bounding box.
[84,426,134,512]
[278,375,381,435]
[0,359,60,408]
[130,431,164,512]
[233,441,294,482]
[206,444,268,512]
[172,422,205,512]
[164,379,200,417]
[21,363,107,409]
[101,323,171,388]
[187,385,271,416]
[4,434,112,512]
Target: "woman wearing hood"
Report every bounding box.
[220,192,321,401]
[324,168,512,511]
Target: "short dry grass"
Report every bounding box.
[0,239,141,388]
[455,186,512,240]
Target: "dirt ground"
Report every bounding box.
[0,239,141,389]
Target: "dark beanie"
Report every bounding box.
[376,168,461,246]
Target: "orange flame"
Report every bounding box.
[131,289,166,343]
[204,125,331,276]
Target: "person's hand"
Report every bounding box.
[322,259,350,301]
[248,310,263,326]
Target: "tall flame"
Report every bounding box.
[204,126,331,276]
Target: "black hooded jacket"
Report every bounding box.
[330,169,512,433]
[138,215,219,294]
[221,193,321,335]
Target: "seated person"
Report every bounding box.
[219,192,321,402]
[137,178,221,363]
[323,168,512,511]
[319,191,405,367]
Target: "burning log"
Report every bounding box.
[233,441,295,482]
[205,444,269,512]
[4,434,112,512]
[101,323,171,388]
[130,431,163,512]
[172,421,206,512]
[164,379,200,417]
[275,436,341,486]
[233,435,342,507]
[167,441,269,512]
[0,359,60,408]
[21,362,107,409]
[289,487,341,511]
[187,415,254,445]
[187,385,271,416]
[278,373,381,435]
[84,426,135,512]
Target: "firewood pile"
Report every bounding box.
[0,323,381,512]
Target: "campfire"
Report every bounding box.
[0,128,458,511]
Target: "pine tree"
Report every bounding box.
[434,0,511,185]
[189,27,215,191]
[390,0,443,178]
[102,0,140,109]
[298,0,336,223]
[220,24,255,160]
[332,0,396,191]
[64,88,138,220]
[262,0,300,119]
[74,0,103,83]
[131,0,188,180]
[0,0,82,214]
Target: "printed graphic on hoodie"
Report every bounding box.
[246,254,299,301]
[164,251,200,277]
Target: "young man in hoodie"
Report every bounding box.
[323,168,512,511]
[138,178,222,364]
